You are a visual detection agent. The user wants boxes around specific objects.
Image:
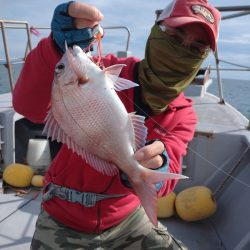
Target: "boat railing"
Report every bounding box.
[0,20,33,92]
[1,6,250,113]
[213,6,250,105]
[0,20,131,93]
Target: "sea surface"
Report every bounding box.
[0,64,249,119]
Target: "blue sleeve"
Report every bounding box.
[121,139,170,191]
[51,1,94,53]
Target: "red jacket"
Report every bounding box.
[13,35,197,233]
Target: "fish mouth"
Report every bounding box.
[65,43,89,84]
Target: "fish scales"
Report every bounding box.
[59,83,134,162]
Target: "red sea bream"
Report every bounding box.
[43,45,187,226]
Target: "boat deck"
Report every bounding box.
[161,218,224,250]
[0,191,224,250]
[0,93,13,111]
[0,189,41,250]
[193,93,249,134]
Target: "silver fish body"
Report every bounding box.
[44,45,187,225]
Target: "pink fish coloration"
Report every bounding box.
[43,45,188,226]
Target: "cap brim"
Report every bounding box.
[163,16,216,51]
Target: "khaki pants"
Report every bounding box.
[31,206,187,250]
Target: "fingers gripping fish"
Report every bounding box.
[43,44,187,226]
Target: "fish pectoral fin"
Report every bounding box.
[129,112,147,150]
[104,64,138,91]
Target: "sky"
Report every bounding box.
[1,0,250,81]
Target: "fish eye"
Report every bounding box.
[55,63,65,74]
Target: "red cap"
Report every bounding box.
[157,0,221,51]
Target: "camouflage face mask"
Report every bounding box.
[139,24,208,115]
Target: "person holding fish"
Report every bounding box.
[13,0,220,249]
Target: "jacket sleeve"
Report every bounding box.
[12,35,61,124]
[151,104,197,197]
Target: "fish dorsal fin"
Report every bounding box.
[113,77,139,91]
[104,64,138,91]
[129,112,148,150]
[43,110,118,176]
[80,150,118,176]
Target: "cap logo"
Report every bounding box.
[191,5,214,24]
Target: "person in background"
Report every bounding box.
[13,0,220,249]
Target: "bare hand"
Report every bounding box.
[134,141,165,169]
[68,2,104,29]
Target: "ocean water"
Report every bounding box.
[208,78,250,119]
[0,63,23,93]
[0,64,249,119]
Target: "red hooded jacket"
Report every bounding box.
[12,35,197,233]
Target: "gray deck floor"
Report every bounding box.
[192,93,249,133]
[160,218,224,250]
[0,191,41,250]
[0,191,224,250]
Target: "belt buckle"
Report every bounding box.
[83,192,97,207]
[69,190,82,203]
[56,187,68,201]
[68,190,97,207]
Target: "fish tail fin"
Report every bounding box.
[131,178,158,226]
[130,168,188,226]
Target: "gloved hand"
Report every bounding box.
[121,140,170,191]
[51,1,103,53]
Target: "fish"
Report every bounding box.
[43,44,188,226]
